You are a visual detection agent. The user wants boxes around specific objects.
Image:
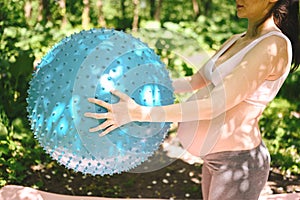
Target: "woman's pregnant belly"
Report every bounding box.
[176,84,226,157]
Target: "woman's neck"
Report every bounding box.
[245,16,280,39]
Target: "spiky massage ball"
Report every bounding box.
[27,28,174,175]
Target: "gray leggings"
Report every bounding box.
[201,142,270,200]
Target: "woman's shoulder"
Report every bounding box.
[245,31,292,79]
[254,31,292,57]
[259,31,291,44]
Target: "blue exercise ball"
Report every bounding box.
[27,28,174,175]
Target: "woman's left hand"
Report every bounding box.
[84,90,143,136]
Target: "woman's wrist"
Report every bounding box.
[129,105,151,122]
[132,105,165,122]
[138,104,182,123]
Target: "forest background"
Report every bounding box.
[0,0,299,199]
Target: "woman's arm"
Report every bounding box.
[144,36,290,121]
[85,35,290,136]
[172,66,209,94]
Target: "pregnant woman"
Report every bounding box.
[85,0,300,199]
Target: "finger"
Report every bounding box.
[89,122,110,132]
[87,98,111,109]
[99,125,118,137]
[95,120,114,131]
[84,112,110,120]
[88,120,114,132]
[89,125,102,132]
[110,90,131,101]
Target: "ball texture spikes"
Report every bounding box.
[27,28,174,175]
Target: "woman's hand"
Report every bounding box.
[84,90,145,136]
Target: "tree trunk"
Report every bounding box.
[192,0,200,19]
[82,0,90,29]
[154,0,163,22]
[37,0,51,23]
[149,0,155,19]
[37,0,43,22]
[132,0,140,32]
[120,0,126,19]
[24,0,32,20]
[203,0,212,16]
[97,0,106,27]
[59,0,68,29]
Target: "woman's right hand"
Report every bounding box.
[84,90,145,136]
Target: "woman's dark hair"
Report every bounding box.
[271,0,300,72]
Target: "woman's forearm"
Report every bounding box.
[138,97,220,123]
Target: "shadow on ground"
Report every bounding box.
[19,134,300,199]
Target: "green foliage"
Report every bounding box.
[0,106,51,187]
[132,28,204,78]
[260,71,300,175]
[1,27,43,120]
[162,13,247,51]
[277,70,300,101]
[0,0,26,29]
[160,0,195,23]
